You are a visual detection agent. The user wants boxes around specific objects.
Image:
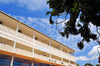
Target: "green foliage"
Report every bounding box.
[49,16,54,25]
[96,64,100,66]
[77,42,84,50]
[59,32,65,37]
[84,63,93,66]
[76,63,80,66]
[46,0,100,50]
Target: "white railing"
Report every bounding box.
[51,58,61,64]
[63,61,69,66]
[0,24,33,47]
[0,43,76,66]
[0,43,64,65]
[17,32,33,46]
[0,43,13,52]
[34,53,49,61]
[35,40,50,50]
[0,24,16,40]
[69,64,76,66]
[62,51,75,62]
[15,47,33,57]
[35,40,62,57]
[0,24,76,62]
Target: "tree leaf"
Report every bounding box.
[51,9,55,14]
[66,33,69,39]
[59,32,65,37]
[76,9,80,13]
[77,42,84,50]
[46,11,51,15]
[49,16,54,25]
[77,24,81,27]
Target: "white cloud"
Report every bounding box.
[0,0,15,4]
[76,55,98,61]
[0,0,48,11]
[76,56,90,61]
[40,18,50,25]
[12,15,98,54]
[76,45,100,61]
[88,45,100,56]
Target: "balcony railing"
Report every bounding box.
[0,43,13,53]
[0,24,76,62]
[0,43,70,65]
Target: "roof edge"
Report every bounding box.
[0,10,75,52]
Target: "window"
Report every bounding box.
[18,30,22,33]
[0,21,3,24]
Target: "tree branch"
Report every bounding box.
[58,12,67,16]
[57,26,66,32]
[56,16,59,29]
[57,13,67,24]
[96,26,100,41]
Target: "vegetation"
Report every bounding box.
[84,63,93,66]
[46,0,100,50]
[96,64,100,66]
[76,63,80,66]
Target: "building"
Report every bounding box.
[0,11,76,66]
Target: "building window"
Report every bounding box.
[35,37,37,40]
[13,60,22,66]
[18,30,22,33]
[0,21,3,24]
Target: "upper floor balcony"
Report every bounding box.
[0,11,76,66]
[0,24,75,63]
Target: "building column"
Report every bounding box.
[60,45,63,62]
[69,60,70,66]
[31,32,35,66]
[31,59,34,66]
[10,54,15,66]
[49,40,52,66]
[38,63,39,66]
[32,32,35,58]
[67,49,69,54]
[50,63,52,66]
[49,40,51,59]
[74,52,75,57]
[13,24,19,52]
[10,24,19,66]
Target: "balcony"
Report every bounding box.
[0,24,76,62]
[0,43,70,65]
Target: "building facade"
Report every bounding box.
[0,11,76,66]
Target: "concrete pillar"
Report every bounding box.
[49,40,51,59]
[32,32,35,58]
[74,52,75,57]
[10,54,14,66]
[31,59,34,66]
[49,40,52,66]
[69,60,70,66]
[60,45,63,62]
[38,63,39,66]
[50,63,52,66]
[10,24,19,66]
[68,49,69,54]
[13,24,19,52]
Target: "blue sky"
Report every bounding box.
[0,0,99,65]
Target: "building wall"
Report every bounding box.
[0,11,76,66]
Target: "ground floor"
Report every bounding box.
[0,54,57,66]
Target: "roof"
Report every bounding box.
[0,10,75,52]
